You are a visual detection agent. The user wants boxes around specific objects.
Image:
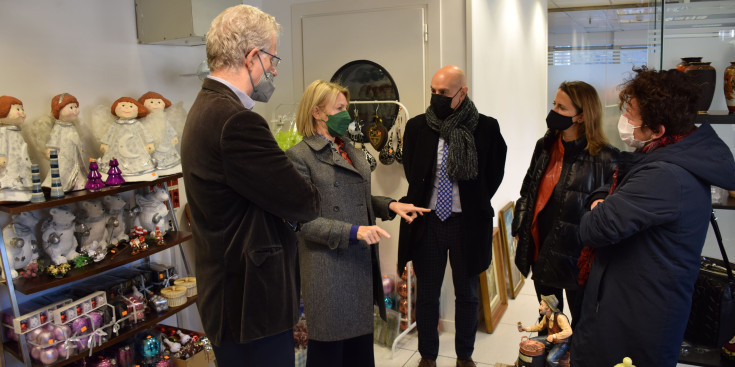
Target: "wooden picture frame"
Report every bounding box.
[479,227,508,333]
[498,201,525,299]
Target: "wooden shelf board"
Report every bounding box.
[0,173,182,214]
[4,296,198,367]
[9,231,191,295]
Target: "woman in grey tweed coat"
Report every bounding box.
[286,80,429,367]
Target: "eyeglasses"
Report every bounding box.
[260,49,282,68]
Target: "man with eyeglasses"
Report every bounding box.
[398,65,507,367]
[181,5,319,367]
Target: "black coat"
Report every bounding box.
[571,123,735,367]
[181,78,319,345]
[398,112,506,276]
[512,131,619,289]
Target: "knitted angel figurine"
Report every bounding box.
[138,92,183,176]
[96,97,156,182]
[35,93,89,191]
[0,96,32,202]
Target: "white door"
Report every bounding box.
[291,0,439,277]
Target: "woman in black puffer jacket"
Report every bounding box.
[512,81,619,327]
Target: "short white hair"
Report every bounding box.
[206,5,281,72]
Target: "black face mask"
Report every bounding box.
[545,109,576,131]
[430,89,461,120]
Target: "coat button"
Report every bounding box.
[334,181,339,187]
[333,206,340,212]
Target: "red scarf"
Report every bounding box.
[577,128,695,286]
[334,137,353,166]
[531,135,565,261]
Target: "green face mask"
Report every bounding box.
[324,110,352,137]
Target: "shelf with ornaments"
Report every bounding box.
[0,173,183,215]
[5,230,191,295]
[3,296,198,367]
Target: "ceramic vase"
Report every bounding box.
[676,57,703,72]
[725,61,735,113]
[684,61,716,113]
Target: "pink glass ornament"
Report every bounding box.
[30,345,42,360]
[382,275,395,295]
[53,323,72,341]
[39,346,59,365]
[36,330,54,346]
[57,342,74,359]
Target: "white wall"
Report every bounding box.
[469,0,548,215]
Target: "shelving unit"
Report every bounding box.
[0,173,194,367]
[686,108,735,366]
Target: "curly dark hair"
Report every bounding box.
[618,66,699,135]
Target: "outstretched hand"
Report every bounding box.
[357,225,391,245]
[389,202,432,224]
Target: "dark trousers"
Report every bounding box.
[211,328,294,367]
[306,333,375,367]
[533,282,579,331]
[413,213,479,361]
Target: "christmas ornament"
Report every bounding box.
[85,159,106,191]
[105,158,125,186]
[379,132,395,165]
[49,150,65,199]
[39,346,59,364]
[382,275,395,295]
[30,164,45,203]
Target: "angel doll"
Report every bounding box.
[137,92,183,175]
[34,93,89,191]
[0,96,32,202]
[96,97,156,182]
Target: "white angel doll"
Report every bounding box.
[0,96,32,202]
[137,91,182,176]
[35,93,89,191]
[96,97,156,182]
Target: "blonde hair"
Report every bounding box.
[206,5,281,72]
[558,81,608,156]
[296,80,350,138]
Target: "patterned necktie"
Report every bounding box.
[436,141,453,221]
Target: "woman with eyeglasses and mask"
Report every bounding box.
[571,67,735,367]
[512,81,619,328]
[286,80,429,367]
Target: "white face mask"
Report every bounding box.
[618,115,650,149]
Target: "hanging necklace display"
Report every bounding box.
[368,106,388,151]
[362,144,377,172]
[379,131,395,165]
[394,107,404,164]
[348,106,363,147]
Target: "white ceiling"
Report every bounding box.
[548,0,735,34]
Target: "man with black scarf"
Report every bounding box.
[398,65,507,367]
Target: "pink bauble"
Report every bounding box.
[94,356,114,367]
[382,275,395,295]
[72,317,90,335]
[39,347,59,365]
[57,343,74,359]
[36,330,54,346]
[30,345,42,360]
[53,324,72,341]
[43,323,55,332]
[27,327,44,343]
[88,311,103,330]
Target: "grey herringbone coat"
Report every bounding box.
[286,136,394,341]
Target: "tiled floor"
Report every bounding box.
[374,278,696,367]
